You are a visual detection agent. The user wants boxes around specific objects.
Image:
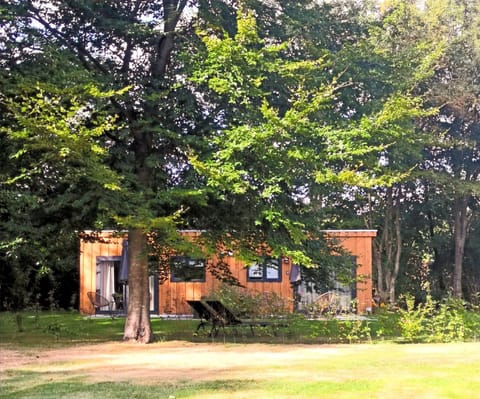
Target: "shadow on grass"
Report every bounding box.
[2,370,259,399]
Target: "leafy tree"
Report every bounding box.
[191,2,439,292]
[2,1,198,342]
[348,0,446,304]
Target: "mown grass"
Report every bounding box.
[2,341,480,398]
[2,311,480,398]
[0,311,200,348]
[0,374,262,399]
[0,310,404,349]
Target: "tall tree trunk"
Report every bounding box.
[453,195,470,298]
[388,202,402,304]
[375,186,402,305]
[383,186,394,304]
[373,241,385,301]
[123,227,154,343]
[121,0,188,343]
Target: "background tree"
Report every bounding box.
[418,0,480,299]
[0,22,120,310]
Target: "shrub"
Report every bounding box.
[397,294,480,343]
[397,294,430,342]
[338,320,372,343]
[208,284,290,318]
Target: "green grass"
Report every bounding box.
[0,311,200,348]
[2,312,480,398]
[2,342,480,398]
[1,374,261,399]
[0,310,404,349]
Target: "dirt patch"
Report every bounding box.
[1,341,344,384]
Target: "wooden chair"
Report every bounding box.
[314,291,340,315]
[87,291,113,317]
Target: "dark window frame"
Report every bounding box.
[247,257,282,282]
[170,256,206,282]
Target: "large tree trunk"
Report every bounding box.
[123,227,154,343]
[121,0,188,344]
[452,195,470,298]
[122,124,155,343]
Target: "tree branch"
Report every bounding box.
[28,5,111,76]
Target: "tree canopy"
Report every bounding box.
[1,0,479,341]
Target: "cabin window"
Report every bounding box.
[170,256,206,282]
[247,258,282,282]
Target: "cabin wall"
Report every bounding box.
[160,256,293,315]
[79,234,123,314]
[79,230,376,315]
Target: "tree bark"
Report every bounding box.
[123,227,154,343]
[374,235,386,302]
[452,195,470,298]
[374,186,402,305]
[383,186,394,304]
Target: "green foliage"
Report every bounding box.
[1,86,121,190]
[190,6,437,271]
[397,294,480,343]
[397,294,429,342]
[337,319,372,343]
[0,83,123,311]
[194,9,275,104]
[2,0,477,316]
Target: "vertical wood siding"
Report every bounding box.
[160,255,293,315]
[325,230,376,313]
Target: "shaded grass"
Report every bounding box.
[0,311,200,348]
[0,310,403,349]
[2,374,260,399]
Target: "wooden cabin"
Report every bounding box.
[79,230,376,316]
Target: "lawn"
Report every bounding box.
[2,341,480,398]
[1,311,480,398]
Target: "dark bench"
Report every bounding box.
[186,300,223,335]
[187,299,289,337]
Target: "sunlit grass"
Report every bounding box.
[3,343,480,399]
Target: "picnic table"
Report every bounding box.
[187,299,289,337]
